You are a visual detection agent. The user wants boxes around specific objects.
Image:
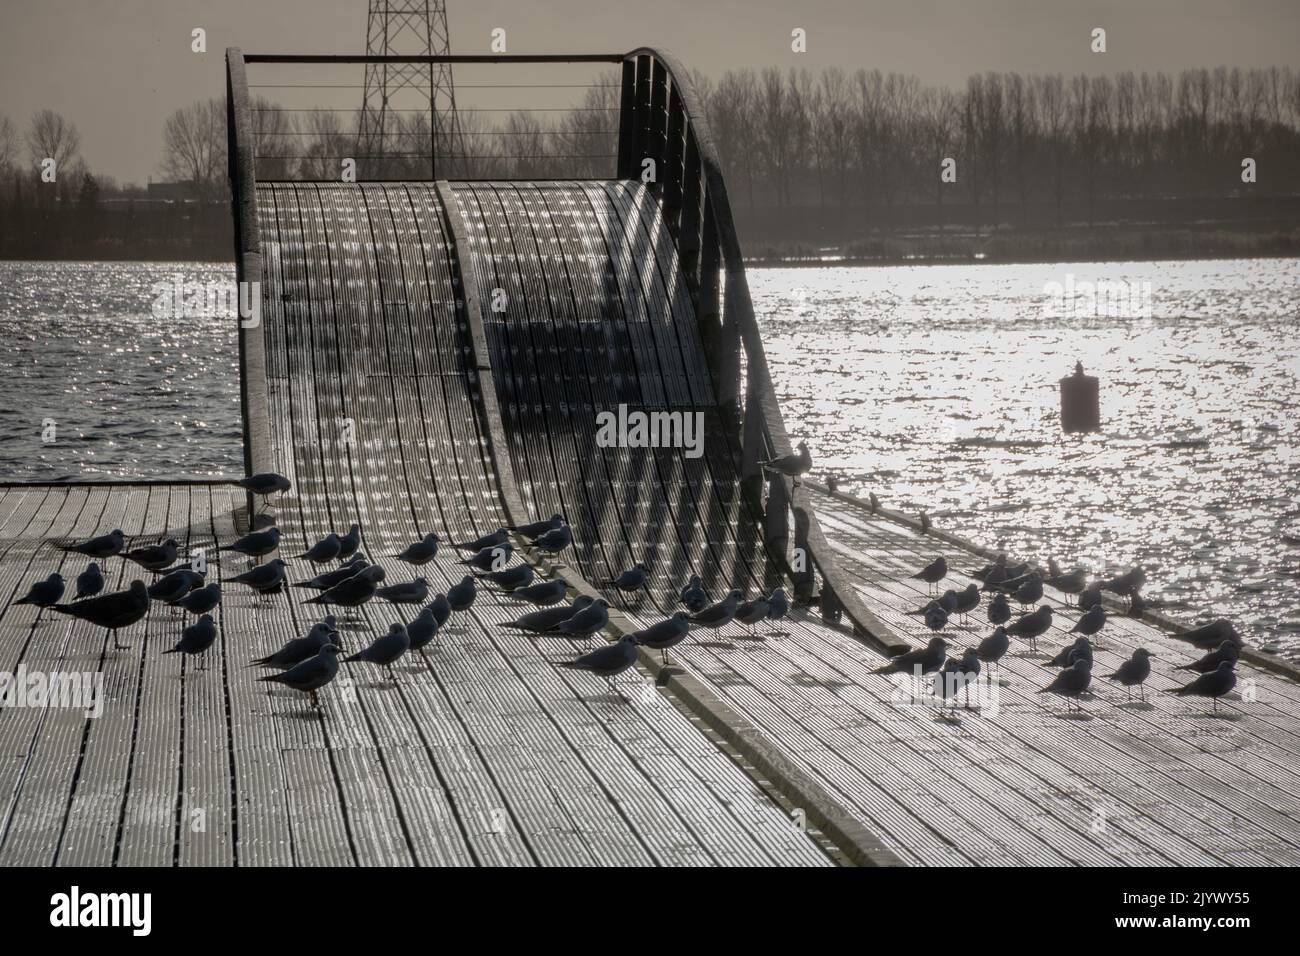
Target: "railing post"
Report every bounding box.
[663,84,686,231]
[740,375,765,513]
[648,58,668,190]
[679,131,703,288]
[634,54,652,178]
[616,58,636,179]
[792,502,816,602]
[764,472,790,554]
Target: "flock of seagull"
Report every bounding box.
[9,470,1247,716]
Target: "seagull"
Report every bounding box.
[479,563,534,592]
[296,533,342,564]
[631,611,691,664]
[759,440,812,483]
[1013,574,1043,607]
[1101,566,1146,597]
[377,577,429,605]
[230,559,289,597]
[51,580,150,648]
[258,645,341,707]
[1071,605,1107,637]
[548,598,610,638]
[446,575,477,612]
[907,590,959,616]
[15,573,65,608]
[1078,584,1102,611]
[336,524,362,560]
[75,562,104,599]
[501,596,594,633]
[509,578,567,606]
[163,614,218,668]
[461,543,514,572]
[292,555,367,590]
[220,527,281,561]
[123,538,179,572]
[533,525,573,555]
[605,564,649,593]
[429,593,452,627]
[453,528,509,552]
[679,576,708,613]
[1038,659,1092,712]
[1047,636,1093,668]
[60,529,125,559]
[874,637,948,676]
[250,619,339,669]
[1044,568,1088,603]
[969,555,1006,582]
[688,589,741,630]
[237,472,291,498]
[406,607,441,653]
[508,514,563,540]
[345,622,411,682]
[919,510,931,534]
[950,583,981,622]
[1006,604,1053,651]
[148,567,204,604]
[175,583,221,616]
[1106,648,1154,700]
[304,565,385,608]
[923,603,949,633]
[558,634,639,692]
[976,627,1010,681]
[868,492,880,514]
[1177,619,1243,650]
[911,556,947,592]
[735,595,770,636]
[767,587,789,633]
[1172,659,1237,711]
[934,648,981,710]
[1177,640,1240,674]
[987,592,1011,626]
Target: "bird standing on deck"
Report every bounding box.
[1038,659,1092,712]
[1006,604,1053,651]
[509,578,567,606]
[407,606,441,654]
[976,627,1009,681]
[292,555,367,590]
[1071,604,1107,638]
[461,543,514,572]
[874,637,948,676]
[1176,619,1243,650]
[631,612,691,664]
[296,533,342,565]
[304,565,385,609]
[548,598,610,638]
[479,563,534,592]
[1012,574,1043,607]
[15,573,65,609]
[1178,640,1240,674]
[1044,568,1088,603]
[1171,660,1237,711]
[558,635,639,694]
[123,538,179,572]
[509,514,563,541]
[688,589,741,630]
[605,563,649,593]
[60,529,125,559]
[259,644,340,707]
[1078,584,1102,612]
[987,592,1011,626]
[1047,636,1092,668]
[533,524,573,556]
[950,583,980,622]
[759,440,812,484]
[911,556,948,592]
[501,595,593,633]
[238,472,291,499]
[735,595,771,636]
[250,619,339,669]
[453,528,509,552]
[163,614,218,668]
[1106,648,1154,700]
[907,590,958,616]
[337,524,362,560]
[345,623,411,682]
[52,580,150,649]
[446,575,477,612]
[75,562,104,600]
[175,582,221,616]
[934,648,981,710]
[429,593,452,627]
[230,559,289,598]
[220,527,281,562]
[1101,566,1146,610]
[679,576,708,613]
[377,577,429,606]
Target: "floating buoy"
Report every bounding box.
[1060,361,1100,433]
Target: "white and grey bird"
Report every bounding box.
[548,598,610,638]
[502,595,594,633]
[75,562,105,599]
[220,527,281,560]
[250,618,339,669]
[292,555,367,590]
[345,622,411,681]
[509,578,567,606]
[605,563,649,593]
[258,644,340,706]
[679,576,708,613]
[446,575,477,612]
[767,587,789,629]
[631,611,691,664]
[296,533,342,564]
[1038,659,1092,712]
[377,577,429,605]
[123,538,179,572]
[336,524,362,560]
[175,583,221,615]
[15,572,65,608]
[163,614,218,667]
[558,634,638,687]
[533,525,572,555]
[1172,659,1237,711]
[735,595,770,636]
[394,533,440,565]
[304,565,386,608]
[759,440,812,481]
[52,580,150,648]
[60,529,125,559]
[688,589,741,629]
[1106,648,1154,700]
[1177,640,1240,674]
[480,563,534,591]
[230,558,289,596]
[461,543,514,572]
[238,472,291,497]
[453,528,510,551]
[509,514,564,540]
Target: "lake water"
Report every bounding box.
[1,258,1297,655]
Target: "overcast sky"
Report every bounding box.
[1,0,1297,185]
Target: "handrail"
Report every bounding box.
[622,47,905,655]
[243,53,623,64]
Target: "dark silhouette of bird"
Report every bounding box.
[75,562,104,600]
[60,529,125,559]
[393,532,443,567]
[923,603,949,632]
[148,567,203,604]
[259,645,340,706]
[292,555,367,590]
[907,590,958,616]
[429,593,452,627]
[1101,566,1146,598]
[533,525,572,555]
[1047,636,1092,668]
[976,627,1010,680]
[479,563,534,592]
[163,614,218,668]
[296,532,342,564]
[950,583,980,621]
[1178,640,1240,674]
[337,524,362,560]
[759,440,812,482]
[230,558,289,596]
[509,578,567,606]
[1172,660,1237,711]
[1045,568,1088,602]
[15,573,65,608]
[238,472,291,497]
[461,543,514,572]
[1107,648,1154,700]
[934,648,981,709]
[175,583,221,616]
[453,528,509,552]
[604,563,649,593]
[987,592,1011,626]
[911,556,947,592]
[688,589,741,629]
[1047,557,1063,578]
[548,598,609,638]
[968,555,1006,582]
[868,492,880,514]
[52,580,150,648]
[767,587,789,626]
[558,634,639,688]
[919,510,931,534]
[407,607,441,653]
[220,527,280,561]
[1038,659,1092,712]
[875,637,948,676]
[508,514,563,540]
[1071,605,1107,637]
[345,622,411,681]
[631,612,691,664]
[679,576,708,613]
[501,596,594,633]
[304,565,385,608]
[735,595,771,636]
[1078,584,1102,611]
[1177,619,1243,650]
[446,575,477,612]
[377,577,429,605]
[250,618,339,669]
[1006,604,1053,651]
[123,538,179,571]
[1013,574,1043,607]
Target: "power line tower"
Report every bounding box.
[357,0,459,178]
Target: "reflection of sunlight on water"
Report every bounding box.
[752,258,1300,657]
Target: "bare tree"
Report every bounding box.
[160,98,226,200]
[26,109,81,173]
